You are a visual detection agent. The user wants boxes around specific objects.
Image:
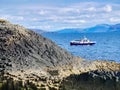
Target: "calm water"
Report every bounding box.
[42,32,120,63]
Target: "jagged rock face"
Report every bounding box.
[0,20,74,73]
[60,70,120,90]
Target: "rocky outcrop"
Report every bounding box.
[0,19,76,74]
[60,60,120,90]
[0,19,120,90]
[0,19,81,89]
[60,70,120,90]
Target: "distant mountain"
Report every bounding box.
[53,28,83,33]
[53,23,120,33]
[109,23,120,32]
[83,24,110,33]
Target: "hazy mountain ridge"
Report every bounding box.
[53,23,120,33]
[53,28,82,33]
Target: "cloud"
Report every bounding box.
[103,5,112,12]
[62,19,86,24]
[110,18,120,22]
[29,25,52,30]
[38,10,46,15]
[0,2,120,31]
[1,15,24,21]
[86,7,96,12]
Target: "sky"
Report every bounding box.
[0,0,120,31]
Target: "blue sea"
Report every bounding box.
[42,32,120,63]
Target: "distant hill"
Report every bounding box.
[53,23,120,33]
[53,28,83,33]
[83,24,110,33]
[109,23,120,32]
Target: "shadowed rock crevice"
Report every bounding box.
[60,70,120,90]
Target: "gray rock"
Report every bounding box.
[0,20,75,73]
[60,70,120,90]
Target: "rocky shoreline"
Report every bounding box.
[60,70,120,90]
[0,19,120,90]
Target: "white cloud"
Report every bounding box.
[1,15,24,21]
[80,20,86,23]
[86,7,96,12]
[103,5,112,12]
[110,18,120,22]
[0,2,120,31]
[28,25,52,31]
[38,10,47,15]
[60,7,80,14]
[63,19,86,24]
[31,18,39,21]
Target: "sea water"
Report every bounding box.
[42,32,120,63]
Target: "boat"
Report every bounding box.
[70,36,96,45]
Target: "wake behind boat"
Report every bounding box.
[70,37,96,45]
